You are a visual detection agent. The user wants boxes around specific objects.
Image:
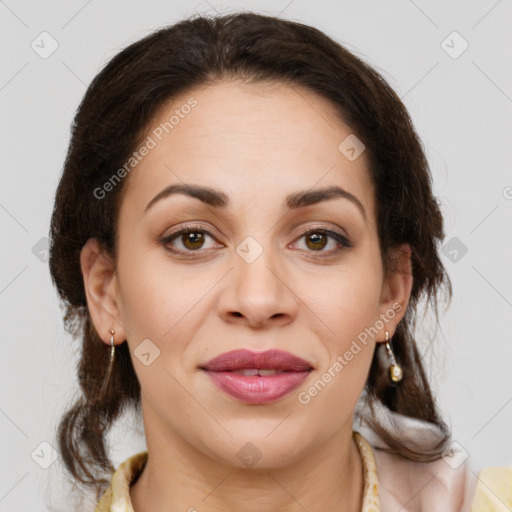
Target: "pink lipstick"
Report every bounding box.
[200,349,313,404]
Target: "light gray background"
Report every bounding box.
[1,0,511,510]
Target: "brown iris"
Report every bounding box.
[182,231,205,250]
[305,232,328,251]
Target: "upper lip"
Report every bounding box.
[200,349,314,372]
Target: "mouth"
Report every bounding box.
[199,349,314,404]
[226,368,291,376]
[200,348,314,372]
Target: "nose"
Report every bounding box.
[216,244,298,329]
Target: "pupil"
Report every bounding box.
[184,232,203,249]
[307,233,326,250]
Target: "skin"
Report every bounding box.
[81,79,412,512]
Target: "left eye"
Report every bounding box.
[290,229,351,254]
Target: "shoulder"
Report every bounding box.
[354,402,479,511]
[470,467,512,511]
[372,443,473,512]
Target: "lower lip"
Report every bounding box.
[203,370,311,404]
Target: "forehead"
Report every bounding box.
[120,79,375,221]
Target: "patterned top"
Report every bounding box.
[95,431,379,511]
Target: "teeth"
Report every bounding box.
[237,369,259,376]
[258,369,284,376]
[234,369,286,376]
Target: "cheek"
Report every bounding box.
[299,276,379,413]
[116,245,219,359]
[303,254,381,391]
[115,245,183,338]
[312,258,382,337]
[116,251,197,397]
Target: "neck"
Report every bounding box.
[130,400,364,512]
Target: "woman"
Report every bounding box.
[48,11,499,511]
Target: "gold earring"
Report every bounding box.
[99,328,116,397]
[385,331,403,383]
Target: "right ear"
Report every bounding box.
[80,238,127,346]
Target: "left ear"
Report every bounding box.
[375,243,413,342]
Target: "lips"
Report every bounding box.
[200,349,314,372]
[200,349,314,404]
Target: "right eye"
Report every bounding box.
[160,224,222,255]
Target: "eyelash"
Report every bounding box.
[159,223,352,258]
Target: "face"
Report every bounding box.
[82,79,411,469]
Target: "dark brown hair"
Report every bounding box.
[49,11,452,502]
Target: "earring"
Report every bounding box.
[385,331,403,383]
[99,328,116,397]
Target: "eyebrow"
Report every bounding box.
[144,183,367,221]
